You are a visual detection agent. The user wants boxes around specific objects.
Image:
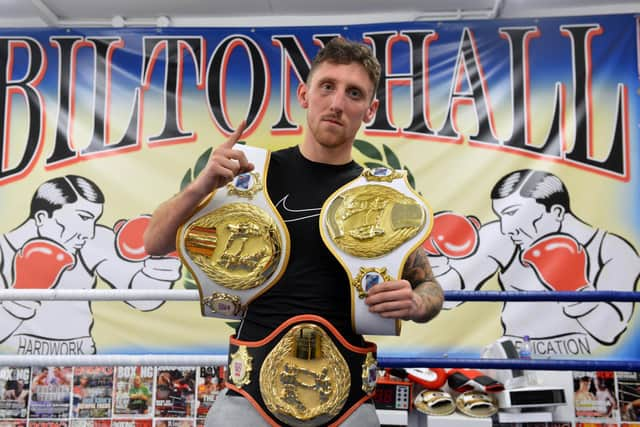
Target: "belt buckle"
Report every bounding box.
[455,390,499,418]
[259,323,351,427]
[320,167,433,335]
[414,390,456,416]
[177,146,290,319]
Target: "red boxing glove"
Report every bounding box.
[521,234,589,292]
[114,215,151,261]
[405,368,448,390]
[12,239,74,289]
[422,212,480,259]
[115,215,177,260]
[447,368,504,393]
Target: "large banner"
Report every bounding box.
[0,14,637,361]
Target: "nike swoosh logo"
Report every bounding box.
[275,194,321,222]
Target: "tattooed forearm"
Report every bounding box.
[403,247,444,322]
[412,282,444,322]
[403,247,434,288]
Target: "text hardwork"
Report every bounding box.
[0,26,631,185]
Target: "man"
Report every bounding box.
[3,379,28,403]
[72,375,90,416]
[145,37,443,426]
[198,373,219,396]
[574,375,598,417]
[0,175,182,354]
[128,375,151,414]
[32,367,49,386]
[594,373,618,417]
[197,372,220,418]
[50,367,70,385]
[429,169,639,356]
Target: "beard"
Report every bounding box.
[309,121,354,150]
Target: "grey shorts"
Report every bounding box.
[204,389,381,426]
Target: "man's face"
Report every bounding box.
[492,192,562,249]
[298,61,378,151]
[36,198,103,252]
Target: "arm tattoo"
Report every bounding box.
[402,247,435,288]
[402,247,444,322]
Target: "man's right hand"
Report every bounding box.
[189,120,255,198]
[144,120,256,256]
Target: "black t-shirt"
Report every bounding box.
[237,146,364,345]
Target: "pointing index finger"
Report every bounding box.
[220,120,247,149]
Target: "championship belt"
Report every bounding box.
[320,167,433,335]
[176,145,290,319]
[226,314,378,427]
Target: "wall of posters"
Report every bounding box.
[0,366,224,426]
[1,366,640,424]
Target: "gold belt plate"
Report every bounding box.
[259,323,351,427]
[455,391,499,418]
[183,202,282,290]
[324,184,426,258]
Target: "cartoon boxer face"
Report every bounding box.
[493,192,563,249]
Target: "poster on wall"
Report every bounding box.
[153,368,195,419]
[29,367,72,419]
[617,371,640,423]
[573,371,618,422]
[0,367,30,419]
[71,367,114,419]
[112,367,154,419]
[195,366,224,421]
[0,13,636,363]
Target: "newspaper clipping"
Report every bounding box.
[195,367,224,421]
[72,367,114,418]
[154,368,195,419]
[573,371,619,423]
[113,367,154,418]
[30,367,72,419]
[0,367,30,419]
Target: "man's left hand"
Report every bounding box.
[364,280,422,321]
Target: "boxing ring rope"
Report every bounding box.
[1,289,639,370]
[0,289,638,302]
[0,355,228,368]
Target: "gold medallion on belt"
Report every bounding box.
[259,323,351,427]
[324,183,426,258]
[183,202,282,290]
